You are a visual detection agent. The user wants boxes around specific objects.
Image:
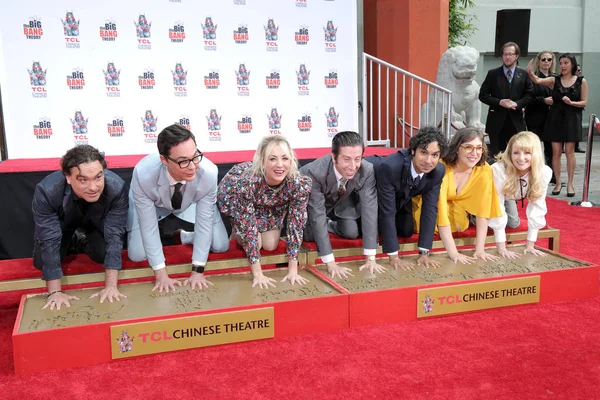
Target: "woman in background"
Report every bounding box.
[524,50,554,176]
[489,131,552,258]
[527,53,588,197]
[218,136,312,288]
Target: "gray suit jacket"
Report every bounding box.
[127,153,219,266]
[300,155,378,256]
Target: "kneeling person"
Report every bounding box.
[371,127,447,270]
[301,131,383,278]
[127,124,229,292]
[33,145,129,310]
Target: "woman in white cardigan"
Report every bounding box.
[489,131,553,258]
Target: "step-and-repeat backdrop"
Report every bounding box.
[0,0,358,159]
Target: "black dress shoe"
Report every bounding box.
[551,186,562,196]
[575,147,585,153]
[68,229,89,254]
[173,229,183,245]
[567,191,576,197]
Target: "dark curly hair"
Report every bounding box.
[409,126,447,157]
[60,145,107,175]
[442,127,487,167]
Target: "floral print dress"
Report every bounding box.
[217,162,312,265]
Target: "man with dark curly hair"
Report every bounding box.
[369,126,447,270]
[32,145,128,310]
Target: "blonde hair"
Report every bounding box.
[251,135,299,179]
[534,50,556,75]
[496,131,545,202]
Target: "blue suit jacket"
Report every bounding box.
[127,153,219,267]
[32,169,128,279]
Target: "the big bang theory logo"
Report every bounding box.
[66,69,85,90]
[33,118,52,139]
[23,17,43,39]
[237,115,252,134]
[107,117,125,137]
[99,20,118,41]
[169,21,186,43]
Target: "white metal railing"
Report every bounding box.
[361,53,452,148]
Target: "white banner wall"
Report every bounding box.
[0,0,358,159]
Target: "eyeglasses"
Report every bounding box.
[460,144,484,154]
[502,52,516,57]
[164,149,203,168]
[540,58,553,62]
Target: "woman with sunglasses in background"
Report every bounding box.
[413,127,502,264]
[524,51,555,181]
[489,131,552,258]
[527,53,588,197]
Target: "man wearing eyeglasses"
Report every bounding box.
[127,124,229,292]
[479,41,534,159]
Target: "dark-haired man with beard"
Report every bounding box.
[479,41,534,158]
[32,145,129,310]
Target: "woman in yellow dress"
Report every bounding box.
[414,127,502,263]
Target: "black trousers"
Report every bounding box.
[157,213,195,245]
[394,200,415,238]
[488,117,518,160]
[33,224,106,271]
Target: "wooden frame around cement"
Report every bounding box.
[301,227,561,265]
[0,228,560,293]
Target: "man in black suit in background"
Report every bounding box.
[370,127,447,270]
[32,145,128,310]
[479,41,534,158]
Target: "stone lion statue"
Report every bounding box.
[420,46,485,132]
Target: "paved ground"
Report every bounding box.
[548,138,600,206]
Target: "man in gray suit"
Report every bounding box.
[301,131,384,278]
[127,124,229,292]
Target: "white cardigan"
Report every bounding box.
[488,162,552,243]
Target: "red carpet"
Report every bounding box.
[0,198,598,399]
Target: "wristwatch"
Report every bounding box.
[192,265,205,274]
[418,249,430,256]
[367,255,376,262]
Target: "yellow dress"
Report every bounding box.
[413,162,502,233]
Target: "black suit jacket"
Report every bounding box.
[525,71,553,132]
[32,169,128,279]
[370,149,445,253]
[479,65,534,135]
